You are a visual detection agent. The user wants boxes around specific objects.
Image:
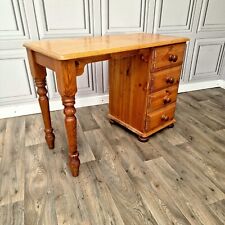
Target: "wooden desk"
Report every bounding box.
[24,33,188,177]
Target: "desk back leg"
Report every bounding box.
[26,49,55,149]
[35,78,55,149]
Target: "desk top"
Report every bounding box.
[24,33,189,60]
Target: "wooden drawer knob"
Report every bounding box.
[161,114,169,121]
[168,54,178,62]
[166,77,175,84]
[163,97,171,104]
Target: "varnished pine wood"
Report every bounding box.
[151,43,186,71]
[35,78,55,149]
[55,60,80,177]
[147,86,178,113]
[145,103,176,131]
[150,66,182,92]
[62,96,80,177]
[27,49,55,150]
[109,49,150,133]
[24,33,188,60]
[108,43,185,139]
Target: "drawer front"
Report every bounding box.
[151,43,186,71]
[151,66,182,92]
[147,86,178,113]
[145,103,176,131]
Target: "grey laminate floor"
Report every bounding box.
[0,88,225,225]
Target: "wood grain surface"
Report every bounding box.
[0,88,225,225]
[23,33,188,60]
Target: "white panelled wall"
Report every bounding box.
[0,0,225,118]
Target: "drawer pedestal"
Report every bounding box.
[109,43,187,140]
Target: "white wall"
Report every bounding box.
[0,0,225,119]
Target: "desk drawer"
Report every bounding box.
[150,66,181,92]
[145,103,176,131]
[147,86,178,113]
[151,43,186,72]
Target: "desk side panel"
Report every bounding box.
[109,50,150,132]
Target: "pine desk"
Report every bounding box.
[24,33,188,177]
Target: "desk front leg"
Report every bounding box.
[62,96,80,176]
[55,60,80,177]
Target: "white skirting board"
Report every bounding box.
[0,80,225,119]
[178,79,225,93]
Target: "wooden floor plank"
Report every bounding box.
[216,129,225,137]
[47,144,91,225]
[25,114,45,147]
[149,135,225,205]
[0,201,24,225]
[0,117,25,206]
[84,129,157,225]
[209,199,225,224]
[24,144,58,225]
[177,94,225,130]
[76,106,100,131]
[100,121,191,225]
[145,157,224,225]
[173,134,225,194]
[199,100,225,122]
[132,138,162,161]
[175,109,225,155]
[177,143,225,195]
[159,128,188,146]
[207,95,225,108]
[176,96,225,131]
[113,136,191,225]
[187,89,215,101]
[76,162,125,225]
[0,118,6,164]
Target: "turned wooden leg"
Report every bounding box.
[26,49,55,149]
[35,78,55,149]
[62,96,80,177]
[54,59,81,176]
[137,135,149,142]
